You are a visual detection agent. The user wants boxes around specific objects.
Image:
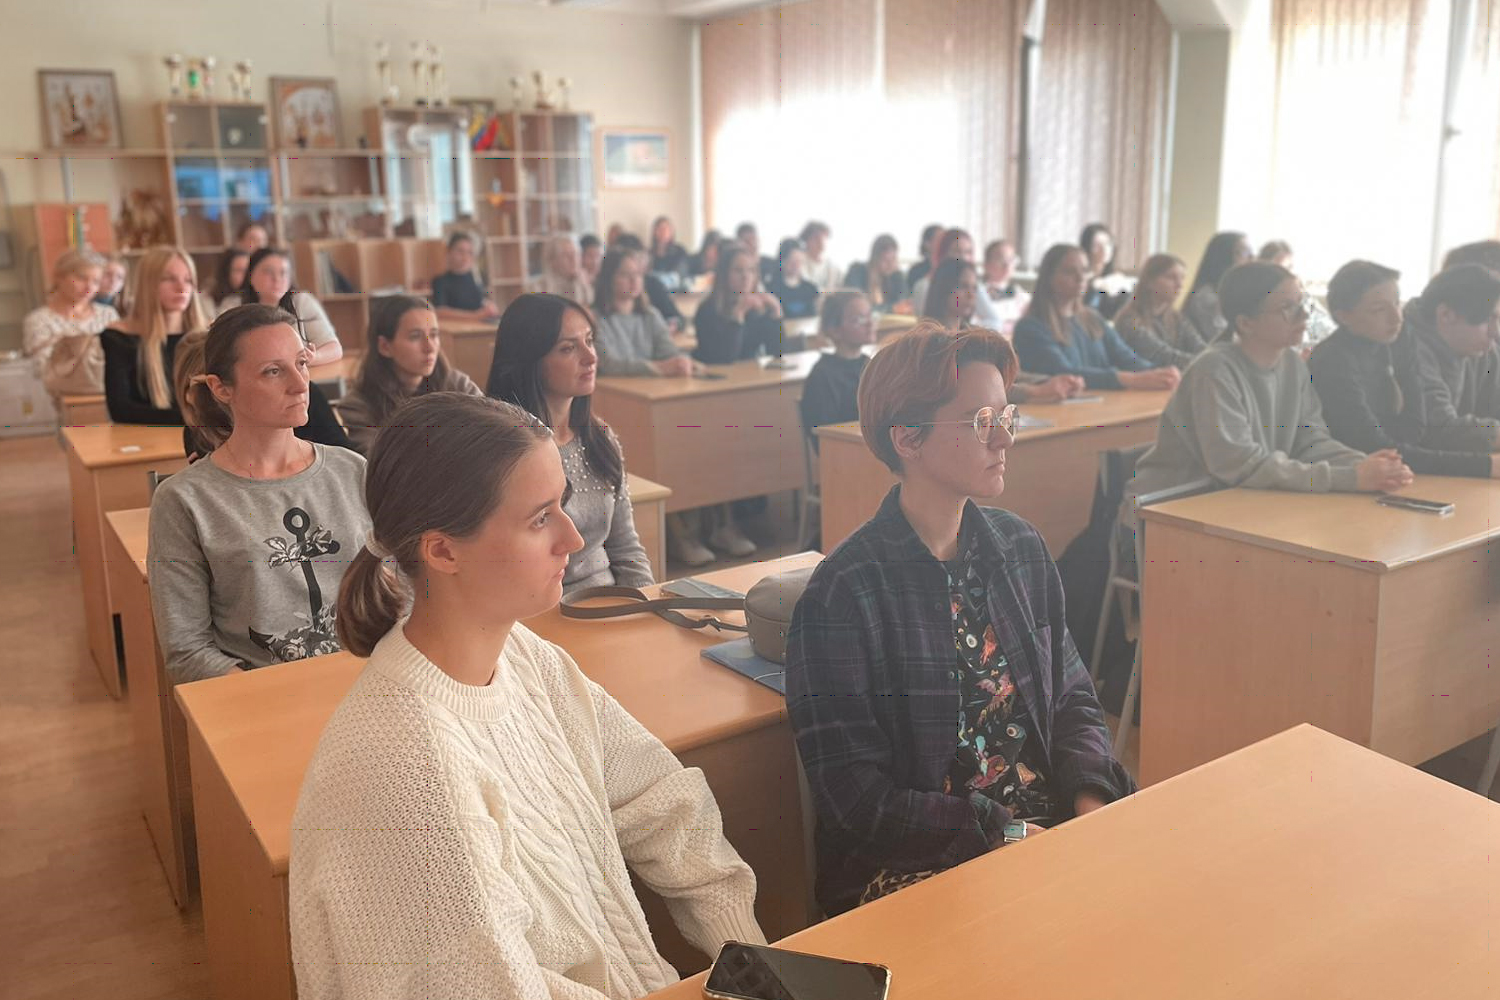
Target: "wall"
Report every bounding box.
[1163,29,1231,269]
[0,0,695,349]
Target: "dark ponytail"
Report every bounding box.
[334,392,552,656]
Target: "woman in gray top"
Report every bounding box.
[1113,253,1206,370]
[148,303,371,684]
[1182,231,1254,345]
[486,293,654,593]
[591,249,705,377]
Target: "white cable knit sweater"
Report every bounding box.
[289,621,766,1000]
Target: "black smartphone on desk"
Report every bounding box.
[704,942,891,1000]
[1377,494,1455,515]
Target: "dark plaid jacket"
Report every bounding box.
[786,486,1135,915]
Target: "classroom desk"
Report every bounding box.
[177,553,818,1000]
[64,423,186,697]
[1138,477,1500,786]
[626,472,670,580]
[307,354,359,400]
[644,724,1500,998]
[440,317,498,384]
[816,389,1170,555]
[594,351,821,513]
[105,507,194,907]
[58,392,109,425]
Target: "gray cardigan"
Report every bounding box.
[332,366,484,454]
[1181,287,1227,346]
[1407,301,1500,452]
[595,307,683,376]
[560,433,653,593]
[1112,303,1206,369]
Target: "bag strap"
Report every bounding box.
[560,585,749,634]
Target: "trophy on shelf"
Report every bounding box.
[201,56,218,100]
[163,54,185,98]
[532,70,554,111]
[557,77,572,112]
[374,42,398,106]
[411,41,430,105]
[509,75,525,111]
[430,44,448,106]
[185,58,206,101]
[231,60,254,102]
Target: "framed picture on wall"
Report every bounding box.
[270,76,343,149]
[37,70,123,149]
[599,128,670,190]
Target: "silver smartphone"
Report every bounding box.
[661,578,745,601]
[703,942,891,1000]
[1377,494,1455,516]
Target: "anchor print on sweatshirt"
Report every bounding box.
[249,506,345,662]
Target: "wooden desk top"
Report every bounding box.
[309,355,360,383]
[60,392,107,406]
[1142,476,1500,571]
[647,725,1500,998]
[439,318,498,337]
[105,507,150,579]
[814,389,1171,447]
[595,349,821,403]
[62,423,186,469]
[175,552,820,877]
[626,472,670,505]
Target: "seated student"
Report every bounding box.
[648,215,689,290]
[1309,260,1498,478]
[1407,263,1500,448]
[693,241,784,364]
[580,232,604,288]
[218,247,343,365]
[981,238,1028,335]
[592,248,702,377]
[289,392,764,1000]
[800,220,841,291]
[1258,240,1293,268]
[767,238,819,320]
[428,231,500,323]
[24,248,117,398]
[786,321,1135,917]
[148,303,370,685]
[1128,261,1412,514]
[1441,239,1500,273]
[905,223,944,292]
[334,295,483,454]
[911,228,1005,329]
[801,290,875,442]
[734,221,778,286]
[95,254,127,311]
[843,234,906,314]
[211,248,250,312]
[102,245,212,425]
[525,233,593,303]
[1079,222,1131,319]
[233,220,270,254]
[1182,231,1253,345]
[1112,253,1205,370]
[1014,244,1180,391]
[1257,238,1334,351]
[486,293,654,593]
[687,229,723,279]
[613,233,685,331]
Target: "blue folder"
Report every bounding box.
[701,638,786,695]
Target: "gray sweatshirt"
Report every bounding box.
[1129,340,1364,511]
[332,367,484,454]
[1113,303,1206,369]
[595,307,684,376]
[559,433,653,594]
[148,445,371,684]
[1406,300,1500,452]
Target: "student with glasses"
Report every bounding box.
[1127,261,1412,522]
[786,320,1134,917]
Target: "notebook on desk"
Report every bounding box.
[701,638,786,695]
[1018,413,1055,430]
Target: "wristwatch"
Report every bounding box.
[1002,820,1028,845]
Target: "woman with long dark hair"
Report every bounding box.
[486,293,653,592]
[843,234,906,313]
[1112,253,1205,369]
[1183,231,1254,344]
[218,246,344,365]
[1078,222,1129,319]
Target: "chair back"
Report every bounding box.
[147,469,173,498]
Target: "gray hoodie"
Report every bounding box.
[1404,298,1500,453]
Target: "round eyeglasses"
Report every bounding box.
[907,404,1019,443]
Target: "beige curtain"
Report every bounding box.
[1027,0,1173,269]
[1268,0,1447,280]
[1469,4,1500,240]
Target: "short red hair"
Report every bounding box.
[857,320,1019,474]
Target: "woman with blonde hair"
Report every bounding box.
[842,234,906,313]
[1014,244,1179,391]
[101,245,211,424]
[1112,253,1205,370]
[23,247,117,397]
[526,233,593,302]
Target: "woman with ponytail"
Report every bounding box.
[290,392,765,1000]
[101,245,211,424]
[147,303,369,684]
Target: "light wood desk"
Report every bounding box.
[58,392,109,425]
[625,472,670,581]
[440,317,498,385]
[177,553,819,1000]
[816,389,1170,554]
[1139,477,1500,785]
[64,424,186,697]
[105,507,194,907]
[594,351,821,512]
[307,354,359,400]
[646,724,1500,998]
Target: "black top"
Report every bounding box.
[691,299,784,364]
[1084,282,1129,320]
[430,271,487,312]
[101,327,185,425]
[799,353,868,446]
[843,264,907,312]
[642,274,682,326]
[649,243,689,287]
[906,259,933,292]
[1308,326,1490,478]
[181,382,354,457]
[758,255,778,288]
[768,276,820,319]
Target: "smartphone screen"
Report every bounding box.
[1377,494,1455,515]
[704,942,890,1000]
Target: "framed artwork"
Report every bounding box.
[270,76,342,149]
[599,128,670,190]
[37,69,122,149]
